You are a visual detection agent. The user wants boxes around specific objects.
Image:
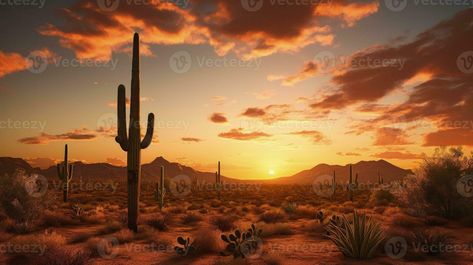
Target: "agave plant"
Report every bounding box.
[326,211,384,259]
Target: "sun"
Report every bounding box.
[268,169,275,176]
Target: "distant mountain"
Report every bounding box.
[0,156,233,183]
[270,160,413,184]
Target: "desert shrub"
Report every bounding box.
[114,229,135,244]
[96,221,122,235]
[281,202,297,214]
[181,212,203,225]
[210,215,237,232]
[0,172,49,231]
[370,189,396,206]
[410,230,451,256]
[144,214,168,231]
[192,228,223,256]
[412,148,473,218]
[259,211,285,223]
[326,211,384,259]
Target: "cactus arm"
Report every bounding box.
[140,113,155,149]
[116,84,129,151]
[68,164,74,182]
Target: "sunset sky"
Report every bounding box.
[0,1,472,179]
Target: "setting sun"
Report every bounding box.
[268,169,275,176]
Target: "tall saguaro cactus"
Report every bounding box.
[115,33,155,232]
[155,166,165,210]
[57,144,73,202]
[216,161,221,200]
[348,164,353,201]
[331,170,336,199]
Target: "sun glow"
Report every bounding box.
[268,169,275,176]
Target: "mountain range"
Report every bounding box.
[0,157,413,183]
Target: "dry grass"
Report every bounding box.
[192,227,223,256]
[210,215,237,232]
[259,223,294,237]
[259,210,286,224]
[181,212,203,225]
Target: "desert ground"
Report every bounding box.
[2,171,473,265]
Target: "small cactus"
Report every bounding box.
[348,164,353,201]
[221,224,262,259]
[154,166,166,209]
[57,144,73,202]
[216,161,222,200]
[175,236,195,256]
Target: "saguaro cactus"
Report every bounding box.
[331,170,336,198]
[115,33,155,232]
[216,161,221,200]
[355,173,359,187]
[378,170,383,185]
[155,166,165,209]
[348,164,353,201]
[57,144,73,202]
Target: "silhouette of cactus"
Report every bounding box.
[348,164,353,201]
[221,224,262,259]
[216,161,222,200]
[115,33,155,232]
[175,236,195,256]
[332,170,336,199]
[154,166,165,210]
[56,144,73,202]
[355,173,359,187]
[378,170,383,185]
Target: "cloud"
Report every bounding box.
[337,152,361,156]
[241,104,298,124]
[252,89,276,100]
[241,107,266,117]
[423,128,473,146]
[210,112,228,123]
[289,130,330,144]
[373,151,425,160]
[311,9,473,112]
[39,0,378,60]
[268,61,317,86]
[373,127,412,146]
[314,1,379,27]
[0,48,54,79]
[181,137,202,142]
[106,157,126,166]
[18,128,97,144]
[218,128,271,141]
[211,96,227,106]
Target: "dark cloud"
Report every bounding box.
[218,128,271,140]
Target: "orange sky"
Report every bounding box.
[0,1,472,179]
